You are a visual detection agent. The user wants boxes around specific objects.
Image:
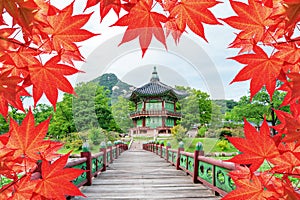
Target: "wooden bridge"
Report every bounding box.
[66,140,236,199]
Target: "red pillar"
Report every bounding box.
[81,151,92,186]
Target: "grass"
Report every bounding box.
[57,144,104,155]
[157,138,238,153]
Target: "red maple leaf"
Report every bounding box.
[227,165,251,185]
[169,0,220,42]
[279,72,300,106]
[28,55,79,107]
[270,152,300,176]
[282,0,300,37]
[165,18,182,43]
[43,2,98,52]
[159,0,178,12]
[85,0,121,21]
[226,119,280,172]
[39,141,63,161]
[0,0,38,33]
[274,42,300,73]
[8,175,38,200]
[222,174,275,200]
[230,45,283,99]
[273,106,300,142]
[0,71,30,116]
[35,152,85,199]
[221,0,274,42]
[229,35,255,54]
[6,110,50,162]
[0,28,19,52]
[112,0,167,56]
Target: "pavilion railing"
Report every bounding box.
[143,141,236,196]
[130,110,182,118]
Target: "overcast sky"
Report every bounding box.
[48,1,249,103]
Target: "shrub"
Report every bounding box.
[197,126,207,138]
[61,132,83,150]
[217,140,230,151]
[88,127,106,145]
[171,125,187,142]
[218,128,233,139]
[106,131,120,142]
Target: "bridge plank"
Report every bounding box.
[74,149,220,200]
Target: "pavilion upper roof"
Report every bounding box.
[128,67,187,102]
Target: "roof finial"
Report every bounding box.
[150,66,160,82]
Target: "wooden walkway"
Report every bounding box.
[75,142,220,200]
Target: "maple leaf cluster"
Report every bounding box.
[221,0,300,199]
[1,0,300,199]
[0,1,94,199]
[0,111,85,199]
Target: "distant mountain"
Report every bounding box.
[90,73,135,102]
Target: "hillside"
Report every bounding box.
[91,73,135,102]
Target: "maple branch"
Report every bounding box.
[0,175,24,194]
[0,37,39,52]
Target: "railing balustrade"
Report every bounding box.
[32,140,129,199]
[143,141,235,196]
[130,110,182,118]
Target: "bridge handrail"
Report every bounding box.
[143,142,235,196]
[32,141,129,197]
[65,157,87,168]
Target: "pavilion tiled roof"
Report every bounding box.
[134,81,186,96]
[129,67,187,100]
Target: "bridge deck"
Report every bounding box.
[75,145,220,199]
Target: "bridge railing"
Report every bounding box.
[32,140,129,197]
[66,141,129,188]
[143,141,236,196]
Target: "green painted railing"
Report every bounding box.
[63,140,129,190]
[143,141,236,196]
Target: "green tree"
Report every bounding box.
[111,96,134,133]
[33,104,54,124]
[48,94,76,138]
[73,82,121,132]
[72,82,100,131]
[0,115,8,134]
[177,87,212,130]
[210,102,223,129]
[226,89,288,135]
[94,85,121,132]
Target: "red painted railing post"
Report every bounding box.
[107,141,113,163]
[100,142,106,172]
[160,142,164,158]
[166,142,171,162]
[193,142,204,183]
[176,141,184,170]
[114,141,118,159]
[80,147,92,186]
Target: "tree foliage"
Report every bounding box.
[0,0,299,199]
[111,96,134,133]
[177,87,213,129]
[226,89,288,131]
